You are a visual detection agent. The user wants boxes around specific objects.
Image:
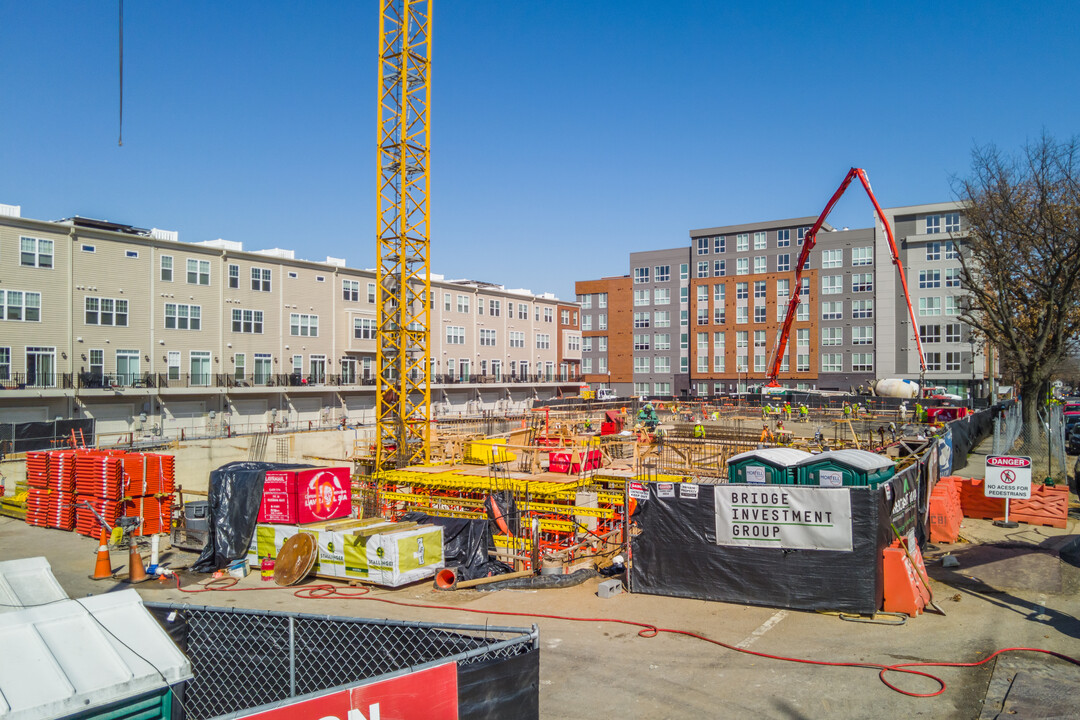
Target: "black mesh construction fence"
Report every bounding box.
[1,418,95,455]
[146,602,538,720]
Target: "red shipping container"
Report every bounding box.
[258,467,352,524]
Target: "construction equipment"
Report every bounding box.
[375,0,433,469]
[765,168,926,387]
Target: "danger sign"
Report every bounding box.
[984,456,1032,499]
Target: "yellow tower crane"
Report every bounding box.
[375,0,432,468]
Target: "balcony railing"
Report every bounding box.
[77,372,156,390]
[1,372,74,390]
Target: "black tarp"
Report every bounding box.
[630,471,925,614]
[191,461,314,573]
[946,404,1001,471]
[5,418,95,454]
[399,512,508,581]
[458,648,539,720]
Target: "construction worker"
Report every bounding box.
[638,403,659,431]
[899,401,908,423]
[783,402,792,421]
[711,410,720,421]
[583,417,593,432]
[853,402,861,418]
[762,404,769,421]
[693,421,705,439]
[842,402,852,419]
[914,401,924,423]
[888,421,897,442]
[799,404,809,422]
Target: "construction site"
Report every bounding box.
[1,2,1079,720]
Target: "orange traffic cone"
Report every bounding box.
[126,542,150,584]
[89,529,114,580]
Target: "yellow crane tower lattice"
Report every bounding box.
[375,0,432,469]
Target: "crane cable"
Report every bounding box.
[118,0,124,147]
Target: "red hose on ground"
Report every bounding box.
[172,576,1079,699]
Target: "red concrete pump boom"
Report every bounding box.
[765,167,926,387]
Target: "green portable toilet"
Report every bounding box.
[726,448,812,485]
[796,448,896,488]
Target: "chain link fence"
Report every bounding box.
[146,602,537,720]
[1002,403,1069,482]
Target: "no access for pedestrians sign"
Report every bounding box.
[984,456,1032,499]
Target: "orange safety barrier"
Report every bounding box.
[882,537,931,617]
[957,478,1068,528]
[928,476,962,544]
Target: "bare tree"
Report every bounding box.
[955,134,1080,440]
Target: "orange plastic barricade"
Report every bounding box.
[882,537,931,617]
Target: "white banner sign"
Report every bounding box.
[984,456,1032,499]
[714,486,853,551]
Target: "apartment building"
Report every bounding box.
[577,275,633,396]
[576,203,985,399]
[0,205,578,434]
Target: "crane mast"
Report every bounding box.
[375,0,432,468]
[765,168,926,387]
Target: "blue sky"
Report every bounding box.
[2,1,1077,300]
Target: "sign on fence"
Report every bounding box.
[713,486,853,551]
[984,456,1032,499]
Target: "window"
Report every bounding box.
[776,253,790,272]
[680,287,689,303]
[946,352,962,372]
[736,355,748,372]
[343,279,360,301]
[776,278,790,301]
[634,357,650,373]
[946,324,962,343]
[735,282,748,300]
[480,328,497,346]
[822,327,843,346]
[944,241,959,260]
[713,332,725,372]
[852,300,874,319]
[520,301,531,318]
[754,256,767,274]
[796,329,810,347]
[852,353,874,372]
[478,298,485,315]
[634,334,651,351]
[852,273,873,292]
[822,249,843,268]
[89,349,104,379]
[945,296,960,315]
[797,226,810,244]
[457,295,470,313]
[234,353,246,381]
[754,231,767,250]
[353,317,376,339]
[736,331,748,349]
[582,337,593,353]
[696,286,708,303]
[680,331,689,348]
[698,356,709,373]
[290,313,319,337]
[925,352,942,371]
[926,215,941,234]
[919,297,942,316]
[944,213,961,233]
[654,357,671,373]
[753,281,766,299]
[851,247,873,266]
[945,267,961,288]
[187,259,210,285]
[653,310,670,327]
[582,315,593,331]
[919,269,941,288]
[190,351,211,387]
[561,309,569,325]
[753,304,765,323]
[654,333,671,350]
[736,233,749,252]
[852,326,874,345]
[777,229,790,247]
[714,283,725,303]
[446,326,465,345]
[679,264,689,281]
[697,237,710,255]
[164,303,201,330]
[797,354,809,372]
[368,283,376,303]
[443,292,452,311]
[714,260,726,276]
[820,354,843,373]
[231,308,264,334]
[598,314,607,330]
[634,289,651,306]
[714,236,726,253]
[160,256,173,281]
[544,307,552,322]
[288,272,298,279]
[822,301,843,320]
[926,242,942,261]
[736,306,748,324]
[19,237,53,268]
[754,353,766,373]
[80,296,125,326]
[697,308,710,325]
[2,290,43,322]
[634,312,651,328]
[920,325,941,344]
[82,245,95,253]
[796,298,809,322]
[697,261,709,278]
[228,264,239,288]
[598,337,607,352]
[536,333,551,350]
[754,331,766,349]
[655,265,671,282]
[654,288,671,305]
[735,258,748,275]
[251,267,271,292]
[822,275,843,294]
[634,267,650,284]
[509,331,525,348]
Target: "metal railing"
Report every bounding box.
[145,602,537,720]
[0,372,74,390]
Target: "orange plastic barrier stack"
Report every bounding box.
[882,537,931,617]
[928,476,962,543]
[25,451,49,489]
